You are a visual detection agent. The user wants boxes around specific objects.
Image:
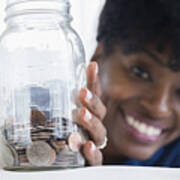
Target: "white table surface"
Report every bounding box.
[0,166,180,180]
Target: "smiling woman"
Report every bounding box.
[74,0,180,167]
[1,0,180,168]
[98,47,180,161]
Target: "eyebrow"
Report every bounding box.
[141,48,167,67]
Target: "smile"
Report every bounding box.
[125,115,163,142]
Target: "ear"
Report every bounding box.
[91,43,104,63]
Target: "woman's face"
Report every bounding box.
[98,45,180,161]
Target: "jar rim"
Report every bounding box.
[5,0,71,25]
[6,0,70,9]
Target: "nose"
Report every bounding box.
[140,85,172,119]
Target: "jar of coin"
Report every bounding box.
[0,0,87,170]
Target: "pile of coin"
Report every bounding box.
[1,109,86,168]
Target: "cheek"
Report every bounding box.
[100,70,141,100]
[174,105,180,134]
[170,101,180,131]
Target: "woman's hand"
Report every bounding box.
[76,61,107,166]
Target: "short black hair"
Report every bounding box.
[97,0,180,71]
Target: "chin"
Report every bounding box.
[128,151,155,161]
[119,143,159,161]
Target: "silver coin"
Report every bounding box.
[0,142,15,167]
[19,154,29,164]
[31,133,52,136]
[26,141,56,166]
[1,135,19,166]
[55,145,75,166]
[76,152,85,166]
[41,126,55,130]
[31,136,50,139]
[56,145,73,156]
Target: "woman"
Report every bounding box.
[77,0,180,167]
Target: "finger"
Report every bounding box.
[72,89,81,108]
[95,75,102,98]
[83,141,103,166]
[75,108,107,146]
[79,88,106,120]
[86,61,101,97]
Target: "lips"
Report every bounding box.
[126,115,162,136]
[123,113,166,143]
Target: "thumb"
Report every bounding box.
[86,61,102,97]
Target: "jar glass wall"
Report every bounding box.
[0,0,86,170]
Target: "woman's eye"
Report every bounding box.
[131,66,150,80]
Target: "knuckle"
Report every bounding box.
[96,129,107,146]
[91,122,106,145]
[101,104,107,119]
[90,96,107,120]
[91,96,99,111]
[96,137,104,146]
[81,116,91,128]
[90,117,100,130]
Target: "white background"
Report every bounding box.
[0,0,105,62]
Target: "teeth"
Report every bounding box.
[147,127,156,136]
[126,116,161,137]
[134,121,140,129]
[127,116,134,125]
[154,129,161,136]
[138,123,147,133]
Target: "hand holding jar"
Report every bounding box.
[76,62,107,166]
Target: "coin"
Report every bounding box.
[19,154,28,164]
[31,137,50,141]
[54,145,75,166]
[50,140,66,152]
[68,132,82,152]
[47,148,56,166]
[1,135,19,166]
[0,143,15,167]
[31,132,52,136]
[31,110,47,126]
[76,152,85,166]
[26,141,56,166]
[16,148,26,155]
[36,126,54,130]
[30,126,54,141]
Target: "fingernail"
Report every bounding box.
[94,62,99,75]
[80,108,92,122]
[81,88,93,103]
[90,142,96,152]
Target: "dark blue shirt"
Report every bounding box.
[121,138,180,167]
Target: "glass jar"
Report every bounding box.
[0,0,87,170]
